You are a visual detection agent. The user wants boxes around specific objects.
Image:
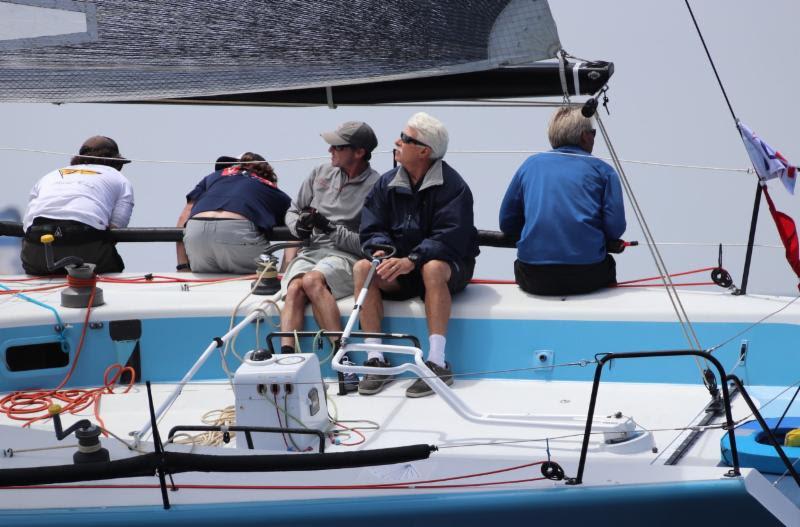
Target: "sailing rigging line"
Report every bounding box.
[0,145,752,174]
[169,358,599,389]
[684,0,766,295]
[595,115,709,384]
[684,1,738,125]
[706,294,800,354]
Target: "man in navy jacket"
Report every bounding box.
[355,112,479,398]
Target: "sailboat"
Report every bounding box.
[0,1,797,525]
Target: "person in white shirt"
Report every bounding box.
[21,136,134,275]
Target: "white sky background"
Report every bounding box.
[0,0,799,295]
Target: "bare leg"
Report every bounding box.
[421,260,452,336]
[280,277,307,348]
[302,271,343,337]
[280,246,298,273]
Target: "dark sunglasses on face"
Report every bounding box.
[332,145,353,151]
[399,132,429,148]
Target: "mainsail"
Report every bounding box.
[0,0,611,105]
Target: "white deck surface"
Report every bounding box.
[1,273,800,328]
[0,377,760,505]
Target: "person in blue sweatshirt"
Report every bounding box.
[499,106,626,296]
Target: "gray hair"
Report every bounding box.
[547,107,594,149]
[407,112,449,160]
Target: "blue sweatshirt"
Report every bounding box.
[499,145,626,265]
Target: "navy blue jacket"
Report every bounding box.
[360,160,479,265]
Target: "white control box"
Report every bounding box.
[233,352,328,452]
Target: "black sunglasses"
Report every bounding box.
[332,144,353,151]
[400,131,429,148]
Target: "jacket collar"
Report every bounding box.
[389,159,444,192]
[339,164,375,184]
[554,145,591,155]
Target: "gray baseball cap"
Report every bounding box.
[321,121,378,152]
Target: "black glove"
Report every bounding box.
[310,210,334,234]
[296,210,315,240]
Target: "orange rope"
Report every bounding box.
[0,282,134,430]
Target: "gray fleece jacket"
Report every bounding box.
[286,163,380,257]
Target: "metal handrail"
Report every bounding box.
[167,425,326,453]
[265,330,422,354]
[726,375,800,487]
[567,349,740,485]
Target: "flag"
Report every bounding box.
[738,121,797,194]
[762,186,800,288]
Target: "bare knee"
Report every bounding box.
[421,260,451,287]
[301,271,328,298]
[285,277,307,304]
[353,259,371,279]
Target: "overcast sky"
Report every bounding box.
[1,0,798,295]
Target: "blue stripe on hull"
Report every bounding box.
[0,479,783,527]
[1,316,798,390]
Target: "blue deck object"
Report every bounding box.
[722,417,800,474]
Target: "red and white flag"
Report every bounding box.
[738,121,797,194]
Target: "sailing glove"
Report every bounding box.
[296,209,316,239]
[310,211,334,234]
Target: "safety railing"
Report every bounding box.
[567,349,800,488]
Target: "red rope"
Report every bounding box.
[0,283,67,295]
[614,266,716,286]
[0,460,549,491]
[471,267,719,288]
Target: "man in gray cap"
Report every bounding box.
[280,121,380,360]
[21,136,134,275]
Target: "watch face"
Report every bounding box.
[408,253,418,262]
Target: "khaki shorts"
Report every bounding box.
[281,248,357,300]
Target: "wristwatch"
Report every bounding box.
[407,252,420,269]
[176,263,191,271]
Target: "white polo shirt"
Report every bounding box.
[23,164,134,231]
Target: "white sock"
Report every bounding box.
[428,334,446,368]
[365,338,384,362]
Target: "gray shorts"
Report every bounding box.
[281,248,356,299]
[184,218,268,274]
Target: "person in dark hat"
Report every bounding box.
[280,121,380,357]
[21,136,134,275]
[176,152,291,274]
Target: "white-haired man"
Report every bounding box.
[355,112,479,398]
[499,106,626,295]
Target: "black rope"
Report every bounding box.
[684,0,761,296]
[684,0,738,125]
